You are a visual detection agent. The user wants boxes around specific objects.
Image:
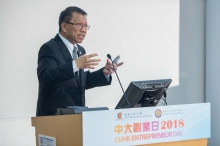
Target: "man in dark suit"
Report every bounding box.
[36,6,123,116]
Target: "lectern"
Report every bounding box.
[32,114,207,146]
[31,102,210,146]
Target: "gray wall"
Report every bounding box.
[206,0,220,145]
[167,0,206,105]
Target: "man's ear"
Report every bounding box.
[61,22,67,33]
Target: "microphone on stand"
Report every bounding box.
[107,54,131,108]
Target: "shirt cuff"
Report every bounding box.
[105,74,110,81]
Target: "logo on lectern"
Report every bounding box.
[116,112,123,120]
[155,109,162,118]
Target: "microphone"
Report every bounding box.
[107,54,131,108]
[107,54,111,59]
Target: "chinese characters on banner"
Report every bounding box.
[83,103,210,146]
[114,119,184,142]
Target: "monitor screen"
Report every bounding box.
[115,79,172,109]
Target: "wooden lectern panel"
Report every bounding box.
[32,114,82,146]
[32,114,207,146]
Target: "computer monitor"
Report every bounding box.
[115,79,172,109]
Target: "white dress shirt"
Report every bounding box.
[58,33,79,74]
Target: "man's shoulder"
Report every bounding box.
[43,36,58,47]
[40,34,60,50]
[38,36,60,56]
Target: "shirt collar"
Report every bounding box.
[58,33,78,51]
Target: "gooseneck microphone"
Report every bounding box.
[107,54,131,108]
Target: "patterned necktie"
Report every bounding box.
[73,46,79,77]
[72,46,78,60]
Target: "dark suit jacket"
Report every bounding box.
[36,34,111,116]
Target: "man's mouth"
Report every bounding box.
[78,34,85,39]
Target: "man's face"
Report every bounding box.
[62,12,88,44]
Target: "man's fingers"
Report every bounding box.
[88,59,101,63]
[87,53,98,58]
[85,62,99,66]
[107,65,116,73]
[116,62,124,67]
[84,62,99,70]
[107,59,111,64]
[87,66,95,69]
[84,54,101,63]
[113,65,118,70]
[106,66,114,74]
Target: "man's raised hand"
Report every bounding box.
[75,53,101,69]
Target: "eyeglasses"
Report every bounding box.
[65,22,90,30]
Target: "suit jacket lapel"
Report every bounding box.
[54,34,82,93]
[54,34,72,62]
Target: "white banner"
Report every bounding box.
[83,103,210,146]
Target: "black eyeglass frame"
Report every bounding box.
[64,22,90,30]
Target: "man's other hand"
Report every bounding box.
[103,59,123,77]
